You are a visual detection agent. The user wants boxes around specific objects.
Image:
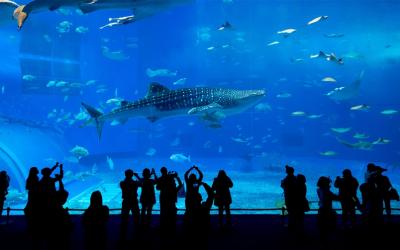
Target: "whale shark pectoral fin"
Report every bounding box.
[13,5,27,29]
[188,103,223,115]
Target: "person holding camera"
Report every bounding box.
[156,167,183,231]
[184,165,203,226]
[38,162,64,212]
[0,170,10,221]
[138,168,158,227]
[120,169,141,233]
[334,169,359,228]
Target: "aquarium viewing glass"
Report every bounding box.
[0,0,399,214]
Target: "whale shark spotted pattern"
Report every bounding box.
[81,83,266,140]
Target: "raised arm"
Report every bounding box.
[176,176,183,191]
[184,167,193,183]
[50,162,59,173]
[194,166,203,182]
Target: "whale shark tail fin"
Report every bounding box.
[81,102,105,141]
[13,5,27,30]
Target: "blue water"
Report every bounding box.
[0,0,399,213]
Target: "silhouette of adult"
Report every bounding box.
[294,173,308,232]
[139,168,157,227]
[156,167,183,231]
[334,169,359,228]
[374,166,394,219]
[120,169,140,233]
[37,162,63,234]
[83,191,109,250]
[0,171,10,221]
[360,163,384,226]
[199,182,215,230]
[24,167,40,230]
[281,165,297,229]
[38,162,63,209]
[212,170,233,228]
[317,176,339,234]
[52,166,72,250]
[184,166,203,226]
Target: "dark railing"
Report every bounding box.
[4,206,400,225]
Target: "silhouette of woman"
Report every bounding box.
[83,191,109,250]
[139,168,157,227]
[24,167,39,230]
[184,166,203,226]
[212,170,233,227]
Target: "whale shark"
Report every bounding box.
[81,83,266,140]
[10,0,192,29]
[326,71,364,102]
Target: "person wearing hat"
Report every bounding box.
[374,166,394,219]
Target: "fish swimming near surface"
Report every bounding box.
[326,71,364,102]
[10,0,193,29]
[81,82,266,140]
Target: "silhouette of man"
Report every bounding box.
[0,171,10,221]
[156,167,183,231]
[281,165,297,229]
[334,169,359,227]
[120,169,140,232]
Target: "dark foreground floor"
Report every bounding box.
[0,214,399,250]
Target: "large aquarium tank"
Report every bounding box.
[0,0,399,214]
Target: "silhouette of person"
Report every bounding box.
[184,166,203,227]
[38,162,63,210]
[24,167,40,230]
[83,191,109,250]
[281,165,297,230]
[0,170,10,221]
[120,169,140,233]
[52,165,73,250]
[212,170,233,228]
[374,166,393,219]
[199,182,215,230]
[317,176,339,234]
[360,163,384,226]
[334,169,359,228]
[156,167,183,231]
[294,173,308,232]
[138,168,157,227]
